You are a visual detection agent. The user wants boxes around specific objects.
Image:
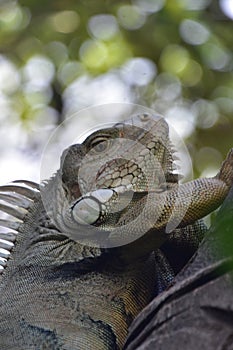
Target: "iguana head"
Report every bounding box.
[61,113,177,197]
[42,113,179,247]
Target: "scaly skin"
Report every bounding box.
[0,114,233,349]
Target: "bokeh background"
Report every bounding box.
[0,0,232,184]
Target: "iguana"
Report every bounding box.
[0,113,232,349]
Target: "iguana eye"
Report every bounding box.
[91,138,109,153]
[140,113,150,121]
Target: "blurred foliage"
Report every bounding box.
[0,0,233,181]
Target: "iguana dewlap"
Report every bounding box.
[0,114,233,349]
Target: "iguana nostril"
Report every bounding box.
[140,113,150,121]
